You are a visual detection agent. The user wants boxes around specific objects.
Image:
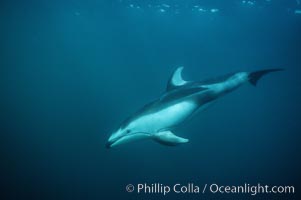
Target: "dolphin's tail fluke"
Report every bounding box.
[248,69,284,86]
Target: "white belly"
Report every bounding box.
[131,101,197,133]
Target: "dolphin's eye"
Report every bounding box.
[126,129,131,134]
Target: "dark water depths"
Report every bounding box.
[1,0,301,199]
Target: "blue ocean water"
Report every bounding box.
[1,0,300,199]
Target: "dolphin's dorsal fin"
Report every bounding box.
[153,131,189,146]
[166,67,187,91]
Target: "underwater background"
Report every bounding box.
[1,0,301,199]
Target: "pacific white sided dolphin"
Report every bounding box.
[106,67,282,148]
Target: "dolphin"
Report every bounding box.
[106,67,282,148]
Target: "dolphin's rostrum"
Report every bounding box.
[106,67,282,148]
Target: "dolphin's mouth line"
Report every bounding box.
[106,132,151,149]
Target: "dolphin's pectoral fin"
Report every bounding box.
[166,67,188,91]
[153,131,189,146]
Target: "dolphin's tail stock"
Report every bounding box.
[248,69,284,86]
